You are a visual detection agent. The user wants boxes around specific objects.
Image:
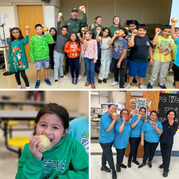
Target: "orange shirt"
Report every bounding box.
[64,41,81,58]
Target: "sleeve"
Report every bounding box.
[45,33,54,44]
[123,39,128,49]
[94,40,98,60]
[98,36,101,41]
[141,123,146,133]
[130,115,137,125]
[101,115,111,131]
[175,37,179,44]
[15,144,44,179]
[68,120,75,137]
[57,21,62,35]
[57,141,89,179]
[22,35,29,45]
[81,13,87,24]
[169,122,178,136]
[30,37,35,62]
[64,42,72,54]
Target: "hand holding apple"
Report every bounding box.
[37,135,51,153]
[115,30,120,36]
[59,12,63,17]
[96,27,101,32]
[25,26,30,30]
[79,5,85,12]
[133,29,138,35]
[91,24,94,30]
[156,28,161,33]
[171,17,178,23]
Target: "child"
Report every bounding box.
[96,27,112,83]
[49,27,57,76]
[77,23,88,80]
[125,20,139,83]
[53,13,68,87]
[147,25,175,89]
[30,24,54,89]
[125,24,153,89]
[108,28,128,88]
[15,103,89,179]
[171,19,179,88]
[9,27,30,89]
[83,30,98,89]
[64,32,81,84]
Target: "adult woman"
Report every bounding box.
[128,107,146,168]
[138,110,163,168]
[99,104,117,179]
[113,109,131,173]
[159,110,178,177]
[90,16,104,73]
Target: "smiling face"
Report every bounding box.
[61,27,68,36]
[71,11,78,19]
[113,17,120,25]
[121,110,129,119]
[137,28,146,37]
[12,29,20,40]
[107,105,117,116]
[35,26,43,35]
[102,29,109,37]
[167,111,175,120]
[150,112,157,122]
[70,33,77,42]
[139,108,146,117]
[95,17,102,25]
[128,24,136,32]
[50,29,56,36]
[35,114,67,151]
[162,28,171,38]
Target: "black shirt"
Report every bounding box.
[160,120,178,145]
[129,36,152,63]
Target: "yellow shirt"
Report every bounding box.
[153,36,175,62]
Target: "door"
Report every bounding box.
[125,91,160,157]
[17,5,44,62]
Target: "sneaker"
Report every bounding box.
[35,80,40,89]
[138,84,146,89]
[138,163,146,168]
[51,69,54,76]
[101,166,111,172]
[74,78,78,84]
[163,172,168,177]
[132,77,137,83]
[147,83,153,89]
[17,85,21,89]
[132,159,140,165]
[45,78,52,85]
[159,163,164,169]
[111,81,119,86]
[148,161,152,168]
[72,78,75,84]
[78,75,82,80]
[112,170,117,179]
[124,83,131,89]
[116,164,121,172]
[98,79,102,84]
[158,83,167,89]
[120,163,127,168]
[26,86,31,89]
[103,79,107,83]
[60,75,68,79]
[55,81,60,88]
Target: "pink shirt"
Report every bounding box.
[84,40,98,60]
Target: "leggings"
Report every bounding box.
[128,137,141,162]
[143,140,158,164]
[15,70,29,87]
[116,148,126,165]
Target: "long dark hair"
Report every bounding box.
[166,109,176,119]
[78,23,88,38]
[113,16,121,29]
[100,27,110,37]
[86,30,95,39]
[9,27,24,49]
[33,103,69,135]
[49,27,57,41]
[68,32,80,47]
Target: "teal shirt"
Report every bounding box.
[113,118,131,149]
[9,35,29,72]
[109,25,119,37]
[15,133,88,179]
[89,24,104,37]
[30,33,54,62]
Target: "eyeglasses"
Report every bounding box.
[122,113,128,115]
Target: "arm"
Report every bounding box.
[94,40,98,63]
[30,38,35,63]
[96,31,100,42]
[152,28,160,45]
[170,50,173,68]
[108,35,117,46]
[128,33,136,47]
[81,7,87,23]
[131,116,140,129]
[171,20,178,41]
[140,133,144,146]
[148,46,153,65]
[152,124,163,135]
[117,49,127,68]
[168,120,178,136]
[57,13,63,35]
[45,33,54,44]
[119,120,126,133]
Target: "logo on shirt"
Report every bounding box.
[114,41,124,54]
[146,41,150,46]
[81,138,89,155]
[67,23,70,25]
[156,40,173,56]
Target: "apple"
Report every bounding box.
[156,28,161,32]
[97,27,101,31]
[42,25,45,28]
[43,27,48,31]
[124,115,128,119]
[37,135,51,153]
[79,6,84,10]
[25,26,30,30]
[125,27,129,31]
[113,112,117,117]
[81,27,85,30]
[91,24,94,28]
[84,39,86,42]
[134,29,137,34]
[115,30,120,35]
[59,12,63,16]
[152,123,156,126]
[171,17,178,23]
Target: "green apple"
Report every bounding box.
[37,135,51,153]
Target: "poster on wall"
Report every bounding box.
[129,98,152,119]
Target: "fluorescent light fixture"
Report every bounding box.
[130,92,143,97]
[91,92,99,95]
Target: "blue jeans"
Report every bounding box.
[35,58,49,70]
[68,57,79,78]
[84,57,95,84]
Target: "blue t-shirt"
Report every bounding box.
[99,112,115,144]
[112,37,128,60]
[113,119,131,149]
[174,37,179,67]
[130,115,145,138]
[141,120,163,143]
[68,117,89,154]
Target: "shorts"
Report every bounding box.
[128,60,148,78]
[35,58,49,70]
[172,63,179,81]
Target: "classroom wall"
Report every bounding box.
[169,0,179,25]
[61,0,171,27]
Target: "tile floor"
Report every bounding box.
[0,63,175,89]
[91,141,179,179]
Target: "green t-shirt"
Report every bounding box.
[109,25,119,38]
[89,24,104,37]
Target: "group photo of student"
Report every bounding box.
[1,2,179,89]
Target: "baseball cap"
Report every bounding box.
[71,8,78,12]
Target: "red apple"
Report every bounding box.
[156,28,161,32]
[171,17,178,23]
[97,27,101,31]
[43,27,48,31]
[115,30,120,35]
[134,29,137,34]
[25,26,30,30]
[152,123,156,126]
[124,115,128,119]
[37,135,51,153]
